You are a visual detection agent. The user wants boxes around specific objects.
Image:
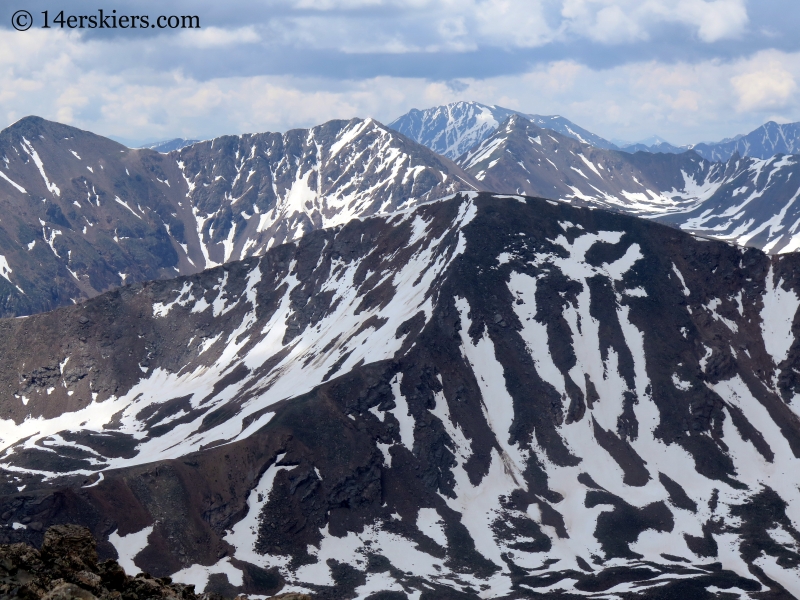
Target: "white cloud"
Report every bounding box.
[732,55,797,112]
[472,0,555,48]
[560,0,747,44]
[677,0,749,43]
[177,26,260,48]
[254,0,749,53]
[0,26,797,147]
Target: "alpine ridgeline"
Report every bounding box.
[458,114,800,255]
[0,116,475,317]
[691,121,800,162]
[388,101,617,160]
[393,102,800,164]
[618,122,800,161]
[0,193,799,599]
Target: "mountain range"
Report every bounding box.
[690,121,800,162]
[0,116,475,318]
[389,101,800,163]
[7,109,800,322]
[1,100,800,600]
[2,192,800,599]
[455,113,800,255]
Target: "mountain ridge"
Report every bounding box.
[0,115,477,318]
[392,101,800,165]
[455,113,800,256]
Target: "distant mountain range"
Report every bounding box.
[690,121,800,162]
[3,110,800,319]
[140,138,200,153]
[389,101,800,162]
[455,113,800,254]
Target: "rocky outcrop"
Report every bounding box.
[0,524,313,600]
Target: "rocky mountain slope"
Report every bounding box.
[457,114,800,254]
[456,114,715,209]
[0,116,200,318]
[0,192,799,598]
[0,116,476,318]
[388,101,616,160]
[656,153,800,254]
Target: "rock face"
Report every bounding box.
[0,193,799,598]
[0,116,194,318]
[457,114,800,255]
[0,116,476,318]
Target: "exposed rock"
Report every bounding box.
[0,525,309,600]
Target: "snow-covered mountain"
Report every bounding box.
[172,117,476,268]
[0,116,476,317]
[655,154,800,253]
[1,193,799,598]
[457,114,724,213]
[692,121,800,162]
[388,101,616,160]
[140,138,200,153]
[457,114,800,254]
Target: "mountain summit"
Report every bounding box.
[388,101,617,160]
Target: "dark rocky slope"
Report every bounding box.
[0,194,798,598]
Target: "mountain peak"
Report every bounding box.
[389,101,617,159]
[0,114,476,316]
[0,116,128,152]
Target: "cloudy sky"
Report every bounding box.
[1,0,797,146]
